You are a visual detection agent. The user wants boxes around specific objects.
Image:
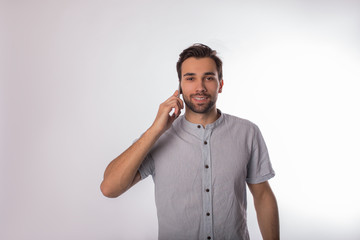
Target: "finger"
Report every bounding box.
[164,90,180,104]
[177,97,184,109]
[172,97,183,110]
[164,95,183,117]
[173,90,179,97]
[169,112,177,123]
[175,98,183,114]
[171,98,182,117]
[172,107,181,119]
[173,102,180,117]
[166,97,182,110]
[167,100,180,116]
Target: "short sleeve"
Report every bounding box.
[131,137,155,180]
[138,153,155,180]
[246,125,275,184]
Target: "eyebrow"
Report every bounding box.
[183,73,195,77]
[204,72,215,76]
[183,72,216,77]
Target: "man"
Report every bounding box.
[101,44,279,240]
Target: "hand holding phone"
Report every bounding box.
[151,89,184,135]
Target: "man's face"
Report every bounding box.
[180,57,223,114]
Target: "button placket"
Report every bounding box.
[202,128,213,239]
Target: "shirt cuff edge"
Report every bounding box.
[246,172,275,184]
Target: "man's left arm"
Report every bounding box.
[247,181,279,240]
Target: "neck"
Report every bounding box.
[184,106,219,128]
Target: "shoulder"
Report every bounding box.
[222,112,259,131]
[155,116,183,143]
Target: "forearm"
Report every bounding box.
[100,126,161,197]
[254,190,280,240]
[101,90,183,198]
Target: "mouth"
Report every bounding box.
[192,95,209,103]
[194,96,206,100]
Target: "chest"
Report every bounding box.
[151,130,252,190]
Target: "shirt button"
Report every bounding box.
[207,237,211,240]
[204,141,207,145]
[205,165,209,169]
[206,212,210,216]
[205,188,210,192]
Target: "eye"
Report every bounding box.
[186,77,194,81]
[205,76,215,81]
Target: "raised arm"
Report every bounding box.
[100,90,183,198]
[247,181,280,240]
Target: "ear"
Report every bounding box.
[218,79,224,93]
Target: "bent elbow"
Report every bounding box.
[100,181,123,198]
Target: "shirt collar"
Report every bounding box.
[180,109,224,137]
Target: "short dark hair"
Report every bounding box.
[176,43,223,81]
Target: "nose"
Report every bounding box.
[195,79,206,93]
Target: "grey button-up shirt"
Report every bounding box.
[138,110,275,240]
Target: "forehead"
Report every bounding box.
[181,57,218,75]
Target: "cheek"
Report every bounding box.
[180,84,192,94]
[208,82,220,92]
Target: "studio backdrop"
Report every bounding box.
[1,0,360,239]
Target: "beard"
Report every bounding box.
[183,93,217,114]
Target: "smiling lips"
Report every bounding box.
[192,95,209,103]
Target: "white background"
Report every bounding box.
[1,0,360,239]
